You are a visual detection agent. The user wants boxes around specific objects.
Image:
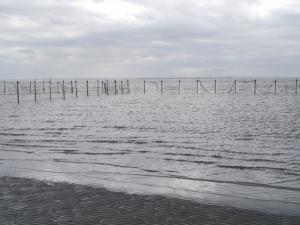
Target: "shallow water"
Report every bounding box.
[0,79,300,216]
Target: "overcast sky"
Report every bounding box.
[0,0,300,79]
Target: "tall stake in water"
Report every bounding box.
[254,80,257,95]
[121,80,123,95]
[49,80,52,101]
[234,80,237,94]
[86,80,89,97]
[179,80,181,94]
[114,80,117,95]
[75,80,78,98]
[16,81,20,104]
[144,80,146,94]
[106,80,109,95]
[161,80,163,94]
[275,80,277,94]
[97,80,100,96]
[3,81,6,93]
[62,80,65,100]
[127,80,130,94]
[296,79,298,95]
[196,80,199,94]
[34,81,37,102]
[215,80,217,94]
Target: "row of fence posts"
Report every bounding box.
[21,80,127,97]
[2,79,299,104]
[142,79,298,95]
[12,80,130,104]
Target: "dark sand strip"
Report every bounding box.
[0,176,299,225]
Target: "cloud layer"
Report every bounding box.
[0,0,300,79]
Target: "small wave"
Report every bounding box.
[158,144,286,156]
[73,125,87,128]
[8,115,19,118]
[164,158,215,165]
[53,151,130,156]
[0,149,34,154]
[138,150,150,153]
[152,140,167,144]
[103,125,127,129]
[86,140,119,144]
[0,133,26,136]
[44,131,63,135]
[134,141,147,145]
[53,159,140,170]
[0,143,57,148]
[123,173,300,193]
[235,137,255,141]
[142,169,160,173]
[218,164,300,175]
[164,152,205,157]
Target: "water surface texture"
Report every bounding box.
[0,79,300,216]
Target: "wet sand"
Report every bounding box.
[0,176,299,225]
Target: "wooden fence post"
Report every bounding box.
[121,80,123,95]
[75,80,78,98]
[144,80,146,94]
[196,80,199,94]
[71,81,73,94]
[34,81,37,102]
[86,80,89,97]
[63,80,65,100]
[3,81,6,93]
[127,80,130,94]
[234,80,237,94]
[214,80,217,94]
[296,79,297,95]
[43,81,45,93]
[97,80,100,96]
[254,80,256,95]
[16,81,20,104]
[114,80,117,95]
[49,80,52,101]
[275,80,277,94]
[179,80,181,94]
[106,80,109,95]
[161,80,163,94]
[101,81,104,94]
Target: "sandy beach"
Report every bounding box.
[0,176,299,225]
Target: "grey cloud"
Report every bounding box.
[0,0,300,79]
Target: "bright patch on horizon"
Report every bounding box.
[74,0,146,24]
[251,0,291,18]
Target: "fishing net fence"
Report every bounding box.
[0,79,298,103]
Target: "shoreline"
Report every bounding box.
[0,176,299,225]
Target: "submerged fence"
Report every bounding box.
[0,80,130,104]
[0,79,299,104]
